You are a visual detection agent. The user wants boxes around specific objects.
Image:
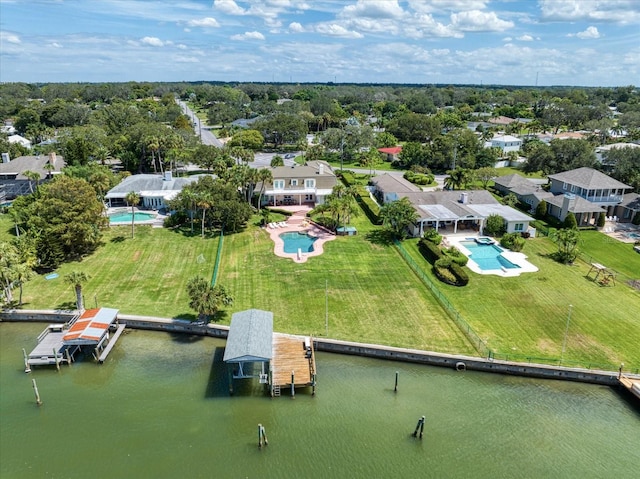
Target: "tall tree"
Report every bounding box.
[379,197,418,239]
[125,191,141,238]
[65,271,89,311]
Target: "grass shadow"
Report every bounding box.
[111,235,126,243]
[365,229,395,246]
[55,301,77,310]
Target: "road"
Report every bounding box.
[176,99,223,148]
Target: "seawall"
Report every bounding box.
[3,309,636,387]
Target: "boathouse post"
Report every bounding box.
[412,416,424,438]
[394,371,399,392]
[258,423,263,448]
[22,348,31,373]
[419,416,425,439]
[312,373,316,396]
[32,378,42,406]
[290,370,295,398]
[261,425,268,446]
[53,348,60,371]
[65,348,72,365]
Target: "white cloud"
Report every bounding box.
[186,17,219,28]
[1,32,21,44]
[230,31,265,41]
[517,34,534,41]
[315,24,364,39]
[451,10,514,32]
[49,42,63,48]
[408,0,488,13]
[214,0,246,15]
[539,0,640,24]
[289,22,304,33]
[576,26,601,39]
[341,0,404,19]
[503,37,512,42]
[141,36,164,47]
[177,44,188,50]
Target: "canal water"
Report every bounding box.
[1,323,639,478]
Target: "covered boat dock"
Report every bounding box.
[222,309,316,397]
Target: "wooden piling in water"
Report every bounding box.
[65,348,72,365]
[22,348,31,373]
[290,370,295,398]
[419,416,425,439]
[412,416,425,438]
[312,373,316,396]
[261,425,268,446]
[54,348,60,371]
[258,423,263,448]
[394,371,399,392]
[32,378,42,406]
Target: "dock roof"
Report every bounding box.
[223,309,273,363]
[63,308,119,345]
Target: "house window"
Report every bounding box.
[562,182,568,190]
[290,179,298,186]
[274,180,284,189]
[305,179,315,188]
[570,184,576,193]
[305,194,313,201]
[514,223,524,231]
[624,208,631,219]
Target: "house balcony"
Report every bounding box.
[585,194,623,204]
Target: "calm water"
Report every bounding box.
[1,323,638,479]
[280,231,317,253]
[461,240,520,270]
[109,212,156,223]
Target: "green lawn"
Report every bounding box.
[15,223,221,319]
[578,230,640,281]
[494,166,546,179]
[403,237,640,370]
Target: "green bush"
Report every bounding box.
[403,171,435,186]
[423,228,442,245]
[356,187,382,225]
[418,238,443,263]
[449,262,469,286]
[632,212,640,226]
[433,265,457,285]
[484,214,506,237]
[563,211,578,229]
[500,232,526,252]
[340,171,356,187]
[442,246,468,265]
[597,212,606,228]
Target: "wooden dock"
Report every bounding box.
[98,324,126,363]
[619,374,640,400]
[270,334,316,396]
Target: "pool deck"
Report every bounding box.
[446,234,539,277]
[265,206,336,263]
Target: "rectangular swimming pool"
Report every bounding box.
[461,240,520,271]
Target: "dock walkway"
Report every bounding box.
[619,375,640,400]
[98,324,126,363]
[270,334,316,395]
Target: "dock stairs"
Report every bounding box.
[272,385,281,397]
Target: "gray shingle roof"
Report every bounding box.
[0,154,65,179]
[546,194,606,214]
[371,173,421,193]
[105,173,204,197]
[548,167,631,190]
[493,174,536,189]
[223,309,273,363]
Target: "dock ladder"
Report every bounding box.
[272,385,281,397]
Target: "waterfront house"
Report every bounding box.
[259,160,336,207]
[0,152,64,198]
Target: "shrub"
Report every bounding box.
[434,265,457,285]
[633,212,640,226]
[535,200,548,219]
[563,211,578,229]
[484,214,506,237]
[356,187,382,225]
[597,212,606,228]
[423,228,442,245]
[442,246,468,265]
[449,262,469,286]
[500,232,526,252]
[418,238,443,263]
[340,171,357,187]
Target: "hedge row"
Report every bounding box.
[356,186,382,225]
[340,170,357,187]
[417,239,469,286]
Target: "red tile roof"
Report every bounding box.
[378,146,402,155]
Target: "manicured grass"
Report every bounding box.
[578,230,640,281]
[495,166,546,179]
[403,237,640,370]
[15,223,221,319]
[219,213,475,353]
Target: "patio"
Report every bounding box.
[601,220,640,244]
[264,206,336,263]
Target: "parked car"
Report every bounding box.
[284,153,295,159]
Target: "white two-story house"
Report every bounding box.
[260,161,337,207]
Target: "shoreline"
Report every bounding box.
[3,309,639,390]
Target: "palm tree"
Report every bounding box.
[23,170,41,194]
[196,192,213,239]
[256,168,273,211]
[65,271,89,311]
[125,191,141,238]
[186,276,233,322]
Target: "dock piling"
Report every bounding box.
[412,416,425,439]
[65,348,72,365]
[394,371,399,392]
[53,348,60,371]
[22,348,31,373]
[290,370,295,398]
[258,423,263,448]
[261,425,268,446]
[32,378,42,406]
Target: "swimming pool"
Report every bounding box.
[460,241,520,271]
[626,232,640,240]
[109,212,156,223]
[280,232,317,253]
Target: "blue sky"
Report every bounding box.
[1,0,639,86]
